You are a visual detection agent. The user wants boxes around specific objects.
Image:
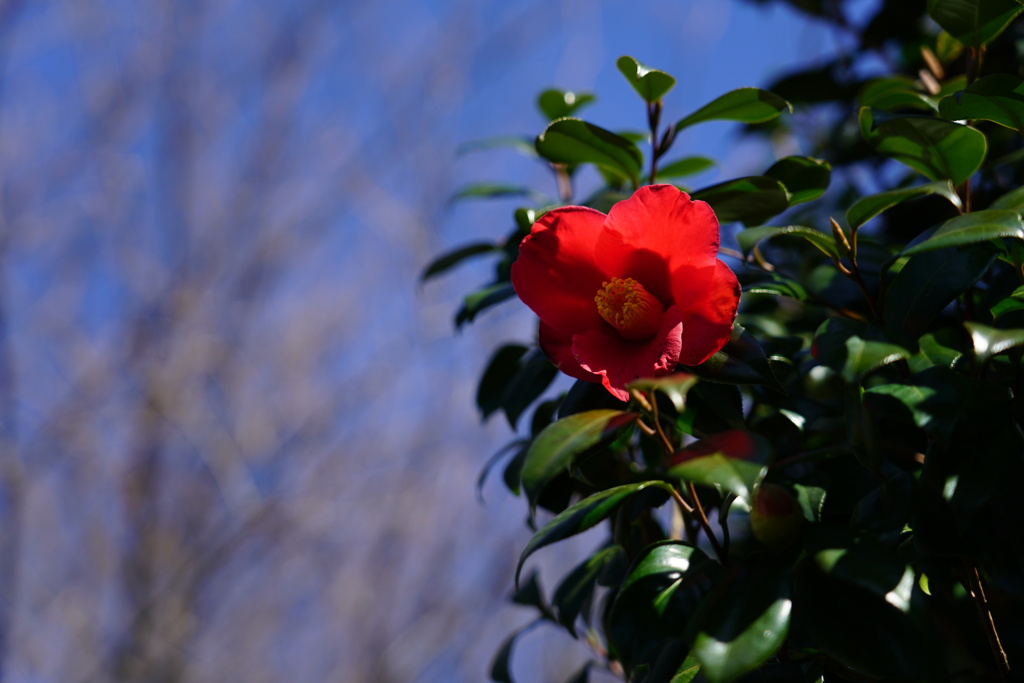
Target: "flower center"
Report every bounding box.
[594,277,664,341]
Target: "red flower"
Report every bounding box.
[510,184,740,401]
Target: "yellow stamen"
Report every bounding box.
[594,277,664,341]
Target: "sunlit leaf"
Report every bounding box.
[813,318,911,382]
[536,118,643,183]
[845,180,961,230]
[900,209,1023,256]
[516,481,672,584]
[858,77,934,111]
[939,74,1024,134]
[859,108,987,186]
[674,88,791,132]
[736,225,839,260]
[991,284,1024,320]
[967,321,1024,363]
[616,55,676,103]
[629,373,699,412]
[927,0,1024,47]
[522,409,638,510]
[668,432,768,504]
[743,276,809,301]
[538,89,596,120]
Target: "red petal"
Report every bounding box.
[511,206,611,337]
[573,306,684,401]
[673,260,741,365]
[538,321,600,383]
[596,185,720,302]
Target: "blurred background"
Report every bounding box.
[0,1,848,681]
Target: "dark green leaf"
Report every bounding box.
[737,225,838,260]
[516,481,672,584]
[927,0,1024,47]
[477,345,529,419]
[684,324,786,392]
[858,108,987,186]
[676,383,745,437]
[522,410,639,511]
[538,89,596,120]
[967,321,1024,362]
[792,484,827,522]
[743,275,809,301]
[938,74,1024,134]
[616,55,676,103]
[456,282,517,327]
[553,546,626,637]
[609,542,719,674]
[813,318,911,382]
[502,350,558,429]
[512,570,546,609]
[691,177,790,224]
[900,209,1023,256]
[668,433,769,504]
[449,183,548,204]
[866,383,941,429]
[655,156,715,180]
[628,373,699,412]
[490,621,541,683]
[674,88,791,132]
[689,555,791,683]
[991,284,1024,320]
[670,655,701,683]
[764,156,831,205]
[858,77,935,111]
[846,180,961,230]
[422,242,501,282]
[908,331,965,372]
[535,118,643,183]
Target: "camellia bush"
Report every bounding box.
[426,1,1024,681]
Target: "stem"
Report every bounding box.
[687,481,726,562]
[964,563,1010,681]
[647,101,662,184]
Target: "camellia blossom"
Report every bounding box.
[510,184,740,401]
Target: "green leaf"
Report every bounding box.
[736,225,839,260]
[668,435,768,504]
[938,74,1024,134]
[655,156,715,180]
[866,383,940,429]
[967,321,1024,362]
[846,180,961,230]
[537,89,596,120]
[691,177,790,224]
[455,282,517,327]
[689,556,791,683]
[449,183,548,204]
[813,318,911,382]
[884,245,996,338]
[501,350,559,429]
[477,344,529,419]
[858,77,935,111]
[764,156,831,205]
[521,410,638,510]
[670,655,701,683]
[927,0,1024,47]
[858,108,987,186]
[553,546,626,637]
[743,276,809,301]
[608,542,719,673]
[684,324,786,392]
[991,284,1024,320]
[616,55,676,103]
[536,118,643,183]
[516,481,672,584]
[674,88,791,132]
[900,209,1023,256]
[628,373,699,412]
[792,484,827,522]
[422,242,501,282]
[490,621,541,683]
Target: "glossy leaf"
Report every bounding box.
[456,282,517,327]
[422,242,501,282]
[538,89,596,120]
[884,245,996,337]
[845,180,961,230]
[938,74,1024,134]
[858,77,934,111]
[691,177,790,224]
[927,0,1024,47]
[764,156,831,205]
[900,209,1023,256]
[516,481,671,584]
[616,55,676,102]
[535,118,642,183]
[866,383,940,429]
[674,88,791,132]
[967,321,1024,362]
[522,409,638,510]
[813,318,911,382]
[991,284,1024,320]
[792,483,827,522]
[859,108,987,186]
[668,442,767,504]
[553,545,626,637]
[655,156,715,179]
[628,373,699,412]
[670,655,701,683]
[736,225,839,260]
[743,276,809,301]
[689,556,792,683]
